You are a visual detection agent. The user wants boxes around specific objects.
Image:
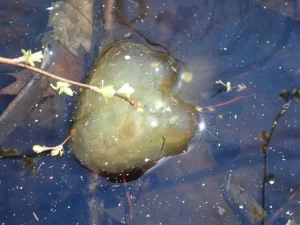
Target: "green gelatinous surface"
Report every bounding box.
[69,40,198,173]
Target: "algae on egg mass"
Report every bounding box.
[69,40,198,174]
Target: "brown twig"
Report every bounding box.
[0,56,93,89]
[114,92,139,106]
[0,56,137,106]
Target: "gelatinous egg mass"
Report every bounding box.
[69,40,198,174]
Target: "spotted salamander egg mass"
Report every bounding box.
[69,40,198,174]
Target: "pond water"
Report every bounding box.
[0,0,300,225]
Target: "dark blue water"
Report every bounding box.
[0,0,300,224]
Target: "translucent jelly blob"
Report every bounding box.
[69,40,198,174]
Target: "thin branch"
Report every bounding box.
[204,95,252,109]
[0,56,137,106]
[114,92,139,106]
[32,135,71,156]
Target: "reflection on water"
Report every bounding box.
[0,0,300,225]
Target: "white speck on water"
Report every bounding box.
[217,206,226,215]
[124,33,131,38]
[124,55,131,60]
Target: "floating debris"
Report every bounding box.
[217,206,226,216]
[237,83,246,92]
[33,212,39,221]
[216,80,232,92]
